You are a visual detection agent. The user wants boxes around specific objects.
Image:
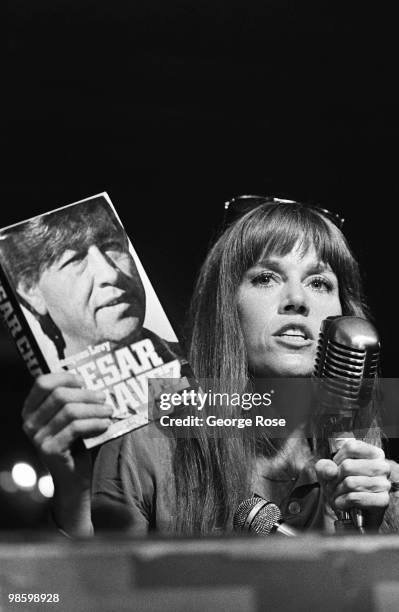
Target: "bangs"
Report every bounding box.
[234,204,350,279]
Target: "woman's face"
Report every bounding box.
[237,244,342,377]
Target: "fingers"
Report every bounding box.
[387,459,399,485]
[314,458,386,484]
[334,491,390,512]
[22,373,114,458]
[32,402,113,448]
[22,373,85,420]
[40,418,112,457]
[315,458,338,482]
[334,475,391,498]
[315,440,391,518]
[333,439,385,464]
[23,386,111,438]
[337,457,391,479]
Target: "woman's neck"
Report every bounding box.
[256,426,311,477]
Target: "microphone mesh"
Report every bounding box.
[313,316,380,409]
[233,497,282,535]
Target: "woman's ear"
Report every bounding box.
[17,281,48,316]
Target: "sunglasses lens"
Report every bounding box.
[223,196,344,230]
[224,196,270,225]
[318,208,345,229]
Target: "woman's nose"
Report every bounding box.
[278,281,309,315]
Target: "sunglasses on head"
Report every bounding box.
[223,195,345,231]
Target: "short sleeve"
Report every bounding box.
[91,424,175,535]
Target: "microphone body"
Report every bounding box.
[233,496,298,537]
[313,315,380,532]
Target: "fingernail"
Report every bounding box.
[95,392,106,402]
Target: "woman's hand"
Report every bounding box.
[22,372,113,534]
[315,439,391,531]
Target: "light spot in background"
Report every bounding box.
[38,474,54,498]
[11,462,37,489]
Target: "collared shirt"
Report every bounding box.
[92,424,337,534]
[252,436,336,532]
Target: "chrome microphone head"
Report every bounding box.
[233,497,282,535]
[313,316,380,412]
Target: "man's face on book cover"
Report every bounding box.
[22,232,146,356]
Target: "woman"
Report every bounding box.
[22,197,399,536]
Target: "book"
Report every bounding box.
[0,192,193,448]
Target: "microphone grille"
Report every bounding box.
[233,496,282,535]
[314,316,380,408]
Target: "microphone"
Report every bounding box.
[313,315,380,532]
[233,496,298,536]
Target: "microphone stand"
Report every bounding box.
[334,509,365,534]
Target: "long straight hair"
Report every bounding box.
[173,202,371,535]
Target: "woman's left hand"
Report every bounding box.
[315,439,391,530]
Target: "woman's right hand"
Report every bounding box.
[22,372,113,534]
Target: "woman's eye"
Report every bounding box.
[308,276,333,292]
[251,272,278,287]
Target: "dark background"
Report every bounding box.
[3,2,398,527]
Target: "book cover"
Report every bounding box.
[0,192,192,448]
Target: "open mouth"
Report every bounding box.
[280,330,307,339]
[274,324,313,341]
